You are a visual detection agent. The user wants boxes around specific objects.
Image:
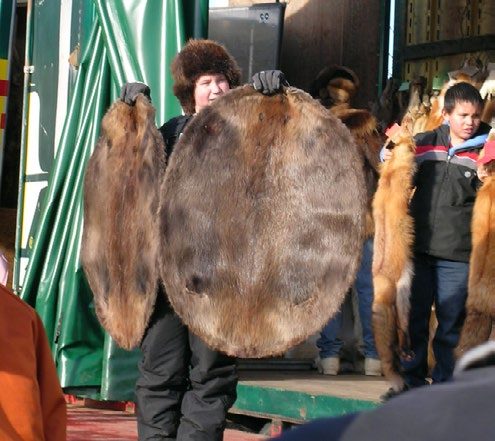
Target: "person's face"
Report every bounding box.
[443,100,482,146]
[194,73,230,113]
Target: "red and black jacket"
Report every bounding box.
[411,122,491,262]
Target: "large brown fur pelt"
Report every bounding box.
[81,95,165,350]
[456,158,495,357]
[372,128,416,391]
[158,86,367,358]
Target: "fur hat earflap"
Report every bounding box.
[171,39,241,114]
[310,65,360,108]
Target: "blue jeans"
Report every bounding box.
[317,239,378,359]
[402,254,469,387]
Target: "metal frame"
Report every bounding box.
[377,0,392,93]
[392,0,495,80]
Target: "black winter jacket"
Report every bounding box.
[411,122,491,262]
[159,115,192,158]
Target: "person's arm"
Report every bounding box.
[0,252,8,286]
[380,123,403,162]
[0,287,66,441]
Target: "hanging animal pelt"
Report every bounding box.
[370,77,401,134]
[81,95,165,350]
[330,106,382,237]
[310,64,382,238]
[159,86,367,357]
[400,76,429,135]
[309,65,359,108]
[372,126,416,392]
[456,141,495,357]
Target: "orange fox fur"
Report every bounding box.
[400,77,428,135]
[372,128,416,391]
[457,160,495,356]
[330,105,382,237]
[424,93,444,132]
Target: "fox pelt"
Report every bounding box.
[309,65,359,108]
[311,64,382,238]
[158,86,367,357]
[400,76,429,135]
[330,105,382,237]
[81,95,165,350]
[372,127,416,391]
[456,155,495,357]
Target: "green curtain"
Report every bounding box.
[20,0,208,401]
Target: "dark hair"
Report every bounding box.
[443,82,483,114]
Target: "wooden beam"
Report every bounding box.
[402,35,495,61]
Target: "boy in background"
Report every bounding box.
[396,82,491,389]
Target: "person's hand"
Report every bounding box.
[382,148,393,161]
[120,82,151,105]
[379,145,394,162]
[252,70,288,95]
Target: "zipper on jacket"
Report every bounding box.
[427,153,451,255]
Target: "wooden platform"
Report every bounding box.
[234,370,388,423]
[67,370,388,440]
[67,370,388,441]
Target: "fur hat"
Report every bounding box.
[309,65,360,108]
[171,39,241,114]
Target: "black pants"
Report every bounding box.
[135,294,238,440]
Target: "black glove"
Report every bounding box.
[120,82,151,105]
[252,70,289,95]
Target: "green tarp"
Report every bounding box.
[19,0,208,401]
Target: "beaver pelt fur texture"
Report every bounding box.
[456,157,495,357]
[81,95,165,350]
[372,127,416,392]
[159,86,367,358]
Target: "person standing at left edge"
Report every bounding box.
[120,39,287,441]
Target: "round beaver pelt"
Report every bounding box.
[159,86,367,357]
